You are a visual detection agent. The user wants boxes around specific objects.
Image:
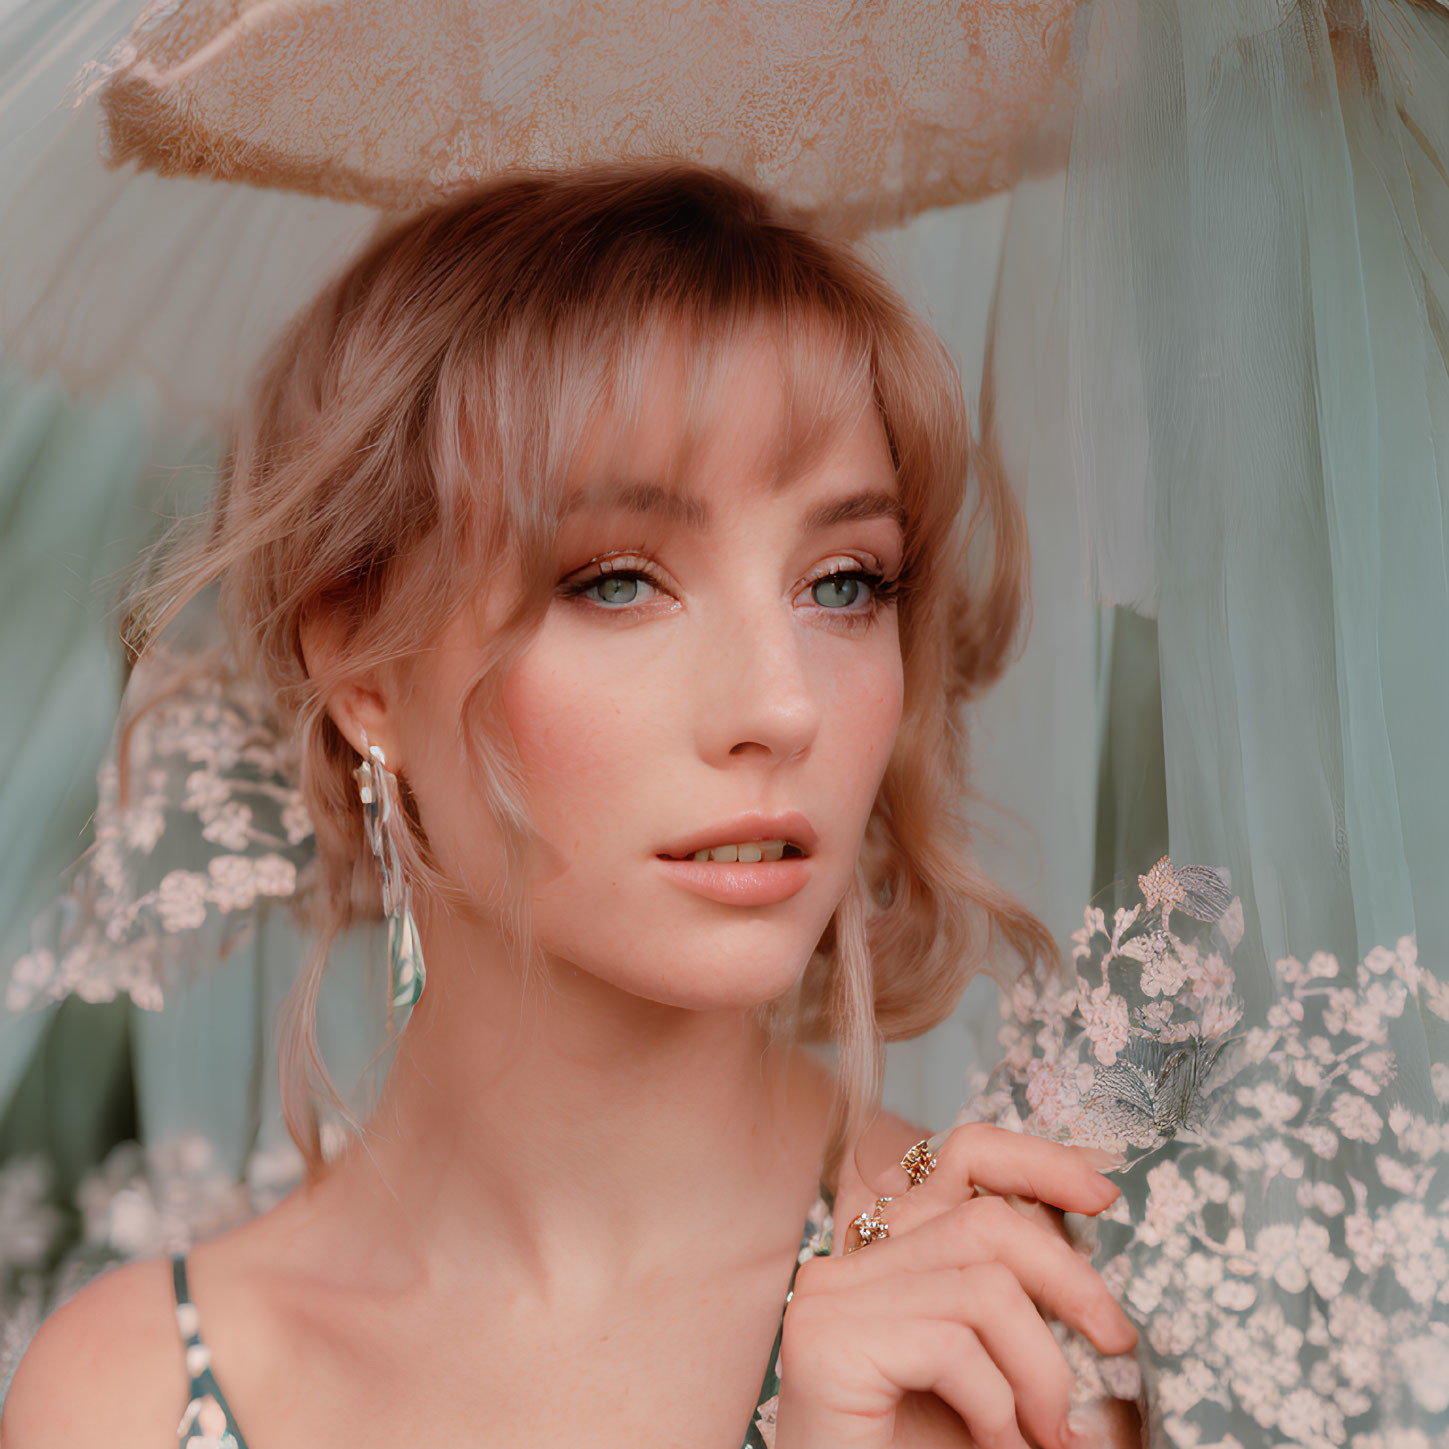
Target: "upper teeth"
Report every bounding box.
[692,840,790,863]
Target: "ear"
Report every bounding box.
[298,604,395,766]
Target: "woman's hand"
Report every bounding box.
[773,1125,1136,1449]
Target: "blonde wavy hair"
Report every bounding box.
[132,161,1053,1188]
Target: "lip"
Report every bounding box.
[654,855,812,907]
[656,811,818,863]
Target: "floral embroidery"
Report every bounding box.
[4,652,313,1014]
[76,1135,310,1260]
[957,860,1449,1446]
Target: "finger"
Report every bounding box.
[843,1177,1098,1253]
[928,1124,1123,1214]
[951,1199,1138,1355]
[952,1262,1078,1449]
[886,1320,1035,1449]
[997,1195,1067,1232]
[833,1260,1077,1447]
[860,1128,1119,1246]
[843,1196,1137,1356]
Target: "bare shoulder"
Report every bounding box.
[1,1257,186,1448]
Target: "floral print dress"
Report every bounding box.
[172,1191,834,1449]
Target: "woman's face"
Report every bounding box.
[396,328,906,1011]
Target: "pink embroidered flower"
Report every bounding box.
[1140,954,1187,998]
[1143,1161,1196,1237]
[281,794,314,845]
[1330,1093,1384,1144]
[206,856,257,913]
[1071,906,1108,961]
[1235,1081,1303,1129]
[253,854,298,898]
[199,799,254,852]
[1081,984,1130,1066]
[5,951,55,1011]
[156,871,208,932]
[1294,1180,1346,1217]
[1389,1106,1443,1159]
[1363,945,1397,976]
[1200,995,1243,1038]
[122,802,166,853]
[1186,949,1235,1000]
[182,769,230,812]
[1138,1000,1173,1032]
[1139,856,1187,914]
[1399,1336,1449,1414]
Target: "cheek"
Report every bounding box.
[498,633,659,831]
[820,630,906,798]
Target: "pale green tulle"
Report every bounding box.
[993,0,1449,1085]
[0,369,153,1139]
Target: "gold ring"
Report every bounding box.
[844,1195,893,1254]
[900,1139,938,1188]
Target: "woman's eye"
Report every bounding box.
[811,574,868,609]
[798,565,897,620]
[573,569,657,608]
[590,574,644,605]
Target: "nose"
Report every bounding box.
[692,595,821,768]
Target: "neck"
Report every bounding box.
[322,906,832,1300]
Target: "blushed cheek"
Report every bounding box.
[501,650,655,830]
[822,644,904,797]
[855,676,906,789]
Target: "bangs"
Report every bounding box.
[431,302,889,582]
[383,163,961,607]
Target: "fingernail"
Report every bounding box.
[1079,1145,1127,1168]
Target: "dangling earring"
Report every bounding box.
[353,732,425,1011]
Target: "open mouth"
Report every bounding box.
[660,839,809,864]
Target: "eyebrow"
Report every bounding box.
[565,481,710,528]
[566,481,903,532]
[803,490,905,530]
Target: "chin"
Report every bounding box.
[550,935,818,1015]
[640,959,810,1015]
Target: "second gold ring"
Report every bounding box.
[844,1194,893,1253]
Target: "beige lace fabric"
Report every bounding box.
[0,0,1075,423]
[94,0,1075,236]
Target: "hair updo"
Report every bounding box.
[134,161,1053,1186]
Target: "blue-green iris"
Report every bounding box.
[812,575,861,608]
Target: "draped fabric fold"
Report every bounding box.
[979,2,1449,1440]
[991,0,1449,1075]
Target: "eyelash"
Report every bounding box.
[558,554,901,625]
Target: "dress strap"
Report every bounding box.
[742,1181,835,1449]
[171,1254,250,1449]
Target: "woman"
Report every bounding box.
[1,164,1137,1447]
